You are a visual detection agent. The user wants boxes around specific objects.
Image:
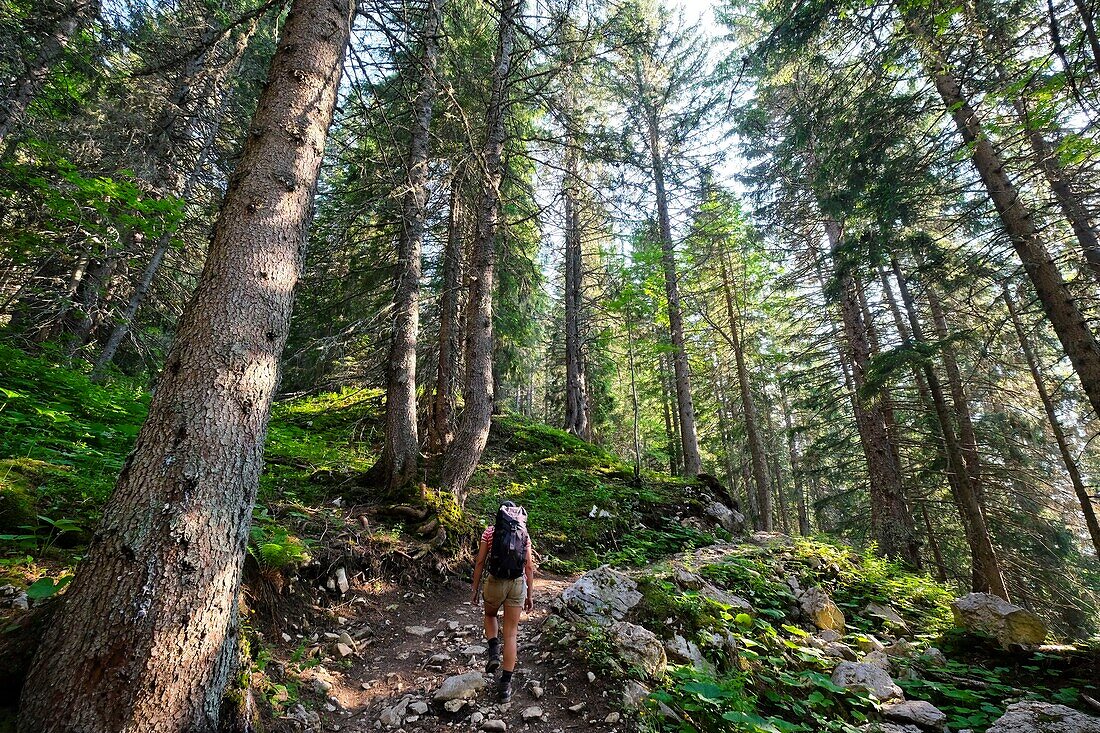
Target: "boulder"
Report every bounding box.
[554,565,642,623]
[951,593,1048,647]
[986,701,1100,733]
[609,621,667,679]
[664,634,714,672]
[882,700,948,731]
[705,502,746,534]
[831,661,903,701]
[864,602,909,631]
[824,642,858,661]
[433,672,488,702]
[800,586,846,633]
[861,650,892,671]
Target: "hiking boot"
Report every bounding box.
[486,641,501,673]
[499,677,513,703]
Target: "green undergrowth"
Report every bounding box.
[624,537,1098,733]
[468,414,719,573]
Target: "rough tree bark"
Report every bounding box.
[563,138,590,439]
[429,167,467,452]
[905,7,1100,421]
[890,257,1009,600]
[374,0,442,495]
[441,0,522,504]
[1004,285,1100,559]
[824,219,920,566]
[0,0,99,146]
[17,1,352,730]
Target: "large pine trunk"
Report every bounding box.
[17,1,352,730]
[825,220,920,566]
[375,0,442,495]
[1004,286,1100,558]
[890,257,1009,599]
[563,140,590,439]
[905,7,1100,421]
[429,168,467,452]
[441,0,522,504]
[645,106,702,476]
[0,0,99,145]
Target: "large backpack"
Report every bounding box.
[487,504,529,580]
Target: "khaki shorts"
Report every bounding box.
[482,575,526,610]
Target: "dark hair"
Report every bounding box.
[501,500,517,508]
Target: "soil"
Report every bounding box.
[269,571,631,733]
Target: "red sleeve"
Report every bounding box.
[481,526,493,543]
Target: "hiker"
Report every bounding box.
[471,500,535,702]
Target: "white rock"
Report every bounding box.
[481,720,507,732]
[335,643,354,658]
[443,699,466,713]
[554,566,642,623]
[379,698,410,727]
[705,501,745,533]
[622,680,649,710]
[605,712,621,723]
[470,711,485,726]
[335,567,349,594]
[521,706,543,721]
[951,593,1048,647]
[409,701,429,715]
[987,701,1100,733]
[530,686,543,699]
[830,661,903,701]
[609,621,667,679]
[462,645,487,656]
[882,700,948,731]
[434,671,488,702]
[406,625,435,637]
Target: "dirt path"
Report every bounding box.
[289,572,628,733]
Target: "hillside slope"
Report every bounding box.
[1,346,1098,733]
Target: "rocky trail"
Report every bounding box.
[281,572,626,733]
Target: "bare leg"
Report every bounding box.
[501,604,521,672]
[484,604,500,642]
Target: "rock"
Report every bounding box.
[442,699,466,713]
[587,671,596,683]
[605,712,622,724]
[856,634,886,653]
[609,621,667,679]
[864,602,908,630]
[817,628,842,643]
[470,711,485,726]
[434,672,488,702]
[408,701,429,716]
[481,720,507,732]
[335,643,354,658]
[860,724,923,733]
[11,592,28,610]
[882,700,948,731]
[379,698,410,727]
[987,701,1100,733]
[521,706,543,721]
[824,642,858,661]
[312,677,332,695]
[428,653,452,664]
[338,631,355,647]
[622,680,650,710]
[861,650,892,671]
[530,685,543,699]
[705,501,746,533]
[951,593,1048,647]
[830,661,903,701]
[405,625,435,637]
[554,566,642,623]
[698,583,753,611]
[673,566,704,589]
[462,645,487,656]
[919,647,947,666]
[664,634,714,672]
[568,703,585,713]
[288,703,322,731]
[800,587,846,633]
[335,567,349,594]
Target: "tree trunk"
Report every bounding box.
[641,86,701,475]
[441,0,522,504]
[375,0,442,495]
[658,351,680,476]
[905,7,1100,421]
[890,256,1009,599]
[563,139,590,439]
[429,167,467,452]
[780,382,810,536]
[825,219,920,566]
[1004,285,1100,558]
[0,0,98,146]
[17,1,352,730]
[921,503,950,582]
[719,245,772,529]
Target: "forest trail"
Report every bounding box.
[300,571,625,733]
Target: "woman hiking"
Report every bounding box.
[471,500,535,702]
